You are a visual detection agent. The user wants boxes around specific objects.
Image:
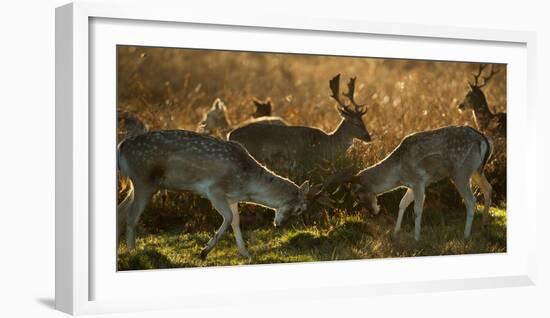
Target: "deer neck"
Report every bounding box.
[214,117,233,138]
[246,169,298,209]
[358,154,402,195]
[470,92,495,130]
[472,102,494,131]
[329,118,356,153]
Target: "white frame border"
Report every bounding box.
[55,1,537,315]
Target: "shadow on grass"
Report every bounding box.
[117,206,506,270]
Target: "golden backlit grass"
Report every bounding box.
[117,46,507,269]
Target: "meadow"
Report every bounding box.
[116,46,507,270]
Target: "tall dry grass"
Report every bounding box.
[117,45,506,237]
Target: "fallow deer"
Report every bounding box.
[458,64,506,137]
[228,74,371,175]
[117,110,148,143]
[251,98,274,118]
[117,130,320,259]
[197,98,288,138]
[341,125,492,241]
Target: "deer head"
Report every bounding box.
[314,165,381,215]
[273,180,310,227]
[273,172,350,226]
[251,98,273,118]
[329,74,371,142]
[458,64,499,113]
[197,98,231,134]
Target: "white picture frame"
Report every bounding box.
[55,1,537,315]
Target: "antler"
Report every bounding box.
[470,64,499,88]
[329,74,367,116]
[308,165,357,208]
[329,74,349,111]
[479,64,499,88]
[470,64,486,87]
[343,77,367,115]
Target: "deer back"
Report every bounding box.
[118,130,265,194]
[353,125,491,197]
[396,126,492,185]
[228,124,333,164]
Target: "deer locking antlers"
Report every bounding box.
[307,165,358,209]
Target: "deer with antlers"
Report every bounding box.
[458,64,506,137]
[228,74,371,176]
[117,130,331,259]
[335,125,492,241]
[197,98,288,138]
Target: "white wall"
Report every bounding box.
[0,0,547,317]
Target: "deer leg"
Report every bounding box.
[229,202,250,258]
[126,182,154,250]
[117,180,135,249]
[394,188,414,236]
[454,176,477,239]
[472,171,492,227]
[413,186,426,241]
[200,193,233,260]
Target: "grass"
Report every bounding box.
[116,46,507,270]
[117,205,506,270]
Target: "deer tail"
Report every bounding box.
[118,180,134,217]
[479,133,493,172]
[116,139,134,234]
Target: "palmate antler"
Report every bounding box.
[329,74,368,116]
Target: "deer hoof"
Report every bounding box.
[200,248,210,260]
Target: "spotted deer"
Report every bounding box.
[228,74,371,176]
[340,126,492,241]
[458,64,506,137]
[117,110,148,143]
[117,130,323,259]
[197,98,288,138]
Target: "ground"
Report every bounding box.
[118,205,506,270]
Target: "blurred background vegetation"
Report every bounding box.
[117,46,507,270]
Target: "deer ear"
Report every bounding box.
[215,99,227,111]
[253,99,261,107]
[213,98,221,109]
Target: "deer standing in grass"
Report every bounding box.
[228,74,371,175]
[343,125,493,240]
[117,130,316,259]
[458,64,506,137]
[197,98,288,138]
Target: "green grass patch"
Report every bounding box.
[118,205,506,271]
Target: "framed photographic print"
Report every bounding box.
[55,1,537,315]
